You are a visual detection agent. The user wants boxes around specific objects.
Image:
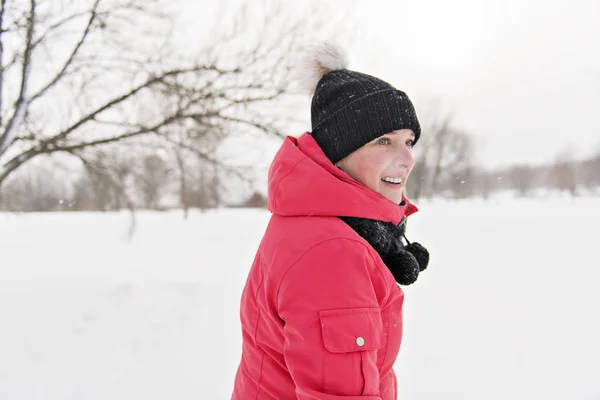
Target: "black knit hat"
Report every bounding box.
[298,43,421,164]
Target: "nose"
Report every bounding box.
[395,143,415,169]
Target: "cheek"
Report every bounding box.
[356,153,386,184]
[406,151,416,171]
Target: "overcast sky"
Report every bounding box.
[178,0,600,169]
[345,0,600,167]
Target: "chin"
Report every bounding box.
[383,193,403,204]
[375,184,403,204]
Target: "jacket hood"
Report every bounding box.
[267,132,418,225]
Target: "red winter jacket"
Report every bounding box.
[232,132,418,399]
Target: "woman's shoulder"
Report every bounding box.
[268,214,367,248]
[261,214,380,274]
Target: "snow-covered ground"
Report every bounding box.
[1,195,599,400]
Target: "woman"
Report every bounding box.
[232,43,429,400]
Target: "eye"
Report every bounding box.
[405,139,414,148]
[377,137,391,145]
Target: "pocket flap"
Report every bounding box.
[319,308,384,353]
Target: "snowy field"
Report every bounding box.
[1,195,599,400]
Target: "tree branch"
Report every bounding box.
[52,107,269,154]
[0,0,35,156]
[31,9,91,49]
[68,149,137,237]
[0,76,232,186]
[28,0,100,105]
[216,114,284,138]
[0,8,96,76]
[161,135,249,183]
[0,0,7,129]
[26,65,226,153]
[50,116,184,152]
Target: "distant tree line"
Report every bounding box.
[0,146,252,213]
[1,119,598,213]
[406,119,600,200]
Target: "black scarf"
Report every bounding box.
[340,215,429,285]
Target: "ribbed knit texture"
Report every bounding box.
[311,69,421,164]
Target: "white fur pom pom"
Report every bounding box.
[296,42,349,96]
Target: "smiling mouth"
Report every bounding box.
[381,177,403,185]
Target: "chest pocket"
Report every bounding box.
[319,308,385,396]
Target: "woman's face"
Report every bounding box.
[336,129,416,204]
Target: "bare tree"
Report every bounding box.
[551,151,578,196]
[172,145,190,218]
[507,164,537,197]
[468,169,499,200]
[71,173,98,211]
[0,0,317,194]
[580,147,600,193]
[69,148,135,211]
[0,166,68,212]
[409,145,431,200]
[138,154,171,210]
[408,114,475,200]
[443,166,475,199]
